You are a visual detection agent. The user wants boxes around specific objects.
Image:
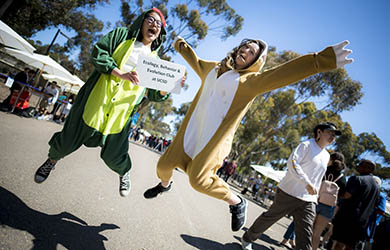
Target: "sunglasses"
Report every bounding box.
[145,16,162,28]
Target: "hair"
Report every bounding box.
[330,159,345,172]
[219,39,264,73]
[359,159,376,173]
[137,10,163,51]
[313,121,337,140]
[330,152,345,163]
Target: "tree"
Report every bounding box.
[230,48,364,173]
[172,101,191,133]
[117,0,243,135]
[2,0,108,80]
[117,0,243,58]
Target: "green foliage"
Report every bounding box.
[136,96,174,136]
[231,48,389,181]
[118,0,243,56]
[2,0,108,80]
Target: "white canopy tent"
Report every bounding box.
[251,165,287,183]
[4,47,74,81]
[42,73,84,94]
[0,20,36,54]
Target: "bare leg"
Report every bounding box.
[312,215,330,250]
[226,193,241,205]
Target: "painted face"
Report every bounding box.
[141,11,162,46]
[235,42,260,69]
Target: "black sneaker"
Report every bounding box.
[34,159,56,183]
[119,171,131,197]
[143,182,172,199]
[230,195,247,231]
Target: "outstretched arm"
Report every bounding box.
[249,41,354,95]
[173,37,217,81]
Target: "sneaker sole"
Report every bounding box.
[119,190,130,197]
[234,198,248,232]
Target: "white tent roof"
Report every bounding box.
[4,47,74,80]
[0,21,36,54]
[251,165,287,183]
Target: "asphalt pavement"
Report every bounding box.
[0,111,293,250]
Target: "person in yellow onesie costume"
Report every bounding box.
[144,36,353,231]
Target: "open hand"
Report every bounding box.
[332,40,353,68]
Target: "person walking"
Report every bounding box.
[241,122,342,250]
[331,159,380,250]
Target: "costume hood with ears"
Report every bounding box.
[127,7,167,52]
[236,39,268,74]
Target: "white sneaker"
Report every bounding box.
[119,171,131,197]
[241,237,252,250]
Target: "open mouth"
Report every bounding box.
[148,28,157,36]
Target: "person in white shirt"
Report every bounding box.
[241,122,342,250]
[37,81,59,119]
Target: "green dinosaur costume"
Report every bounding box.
[48,10,168,176]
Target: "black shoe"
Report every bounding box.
[143,182,172,199]
[34,159,56,183]
[119,171,131,197]
[230,195,247,231]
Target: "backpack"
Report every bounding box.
[318,174,343,206]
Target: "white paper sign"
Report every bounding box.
[5,77,14,88]
[136,55,186,94]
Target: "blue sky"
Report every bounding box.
[33,0,390,153]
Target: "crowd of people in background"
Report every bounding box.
[129,126,172,153]
[0,68,75,123]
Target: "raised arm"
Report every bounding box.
[90,27,128,74]
[248,41,353,95]
[173,37,217,81]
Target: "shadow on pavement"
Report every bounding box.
[0,186,119,250]
[232,228,279,249]
[181,234,242,249]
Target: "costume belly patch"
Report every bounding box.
[184,68,240,159]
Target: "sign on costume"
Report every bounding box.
[137,55,186,94]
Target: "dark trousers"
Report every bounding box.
[243,188,315,250]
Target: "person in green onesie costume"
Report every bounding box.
[34,8,174,197]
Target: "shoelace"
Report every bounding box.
[120,173,130,189]
[39,161,55,175]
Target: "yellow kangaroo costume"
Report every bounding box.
[156,37,345,201]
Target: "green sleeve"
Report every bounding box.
[146,89,170,102]
[90,27,129,74]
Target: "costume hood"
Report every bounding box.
[127,8,167,52]
[236,39,268,74]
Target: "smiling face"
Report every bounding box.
[140,11,162,47]
[234,42,261,70]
